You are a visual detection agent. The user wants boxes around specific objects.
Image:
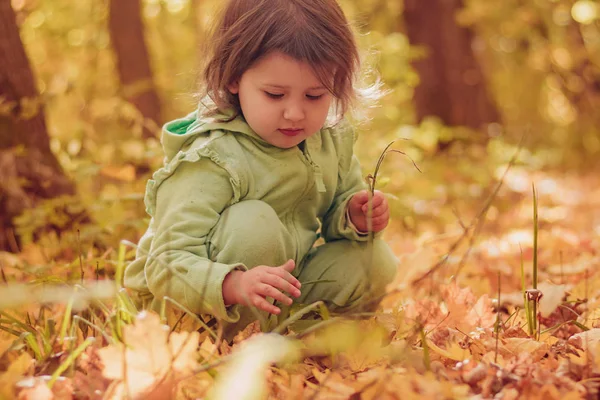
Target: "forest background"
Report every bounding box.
[2,0,600,398]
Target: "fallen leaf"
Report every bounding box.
[198,337,219,363]
[503,338,549,361]
[538,283,568,317]
[16,376,73,400]
[466,294,496,330]
[98,311,199,400]
[0,353,34,399]
[210,334,301,400]
[568,328,600,351]
[17,380,53,400]
[426,338,470,362]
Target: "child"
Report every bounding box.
[124,0,398,340]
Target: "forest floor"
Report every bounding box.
[2,158,600,399]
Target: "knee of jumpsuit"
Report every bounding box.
[363,239,399,302]
[302,238,398,310]
[206,200,295,269]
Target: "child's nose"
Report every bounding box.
[283,103,305,122]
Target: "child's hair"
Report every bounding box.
[200,0,368,121]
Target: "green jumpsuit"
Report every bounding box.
[124,107,398,339]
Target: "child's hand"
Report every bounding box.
[347,190,390,233]
[222,259,302,315]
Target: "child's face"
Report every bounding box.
[229,52,333,149]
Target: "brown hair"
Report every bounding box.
[201,0,361,120]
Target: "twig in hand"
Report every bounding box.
[365,139,422,195]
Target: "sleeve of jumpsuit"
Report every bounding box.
[144,159,245,322]
[320,126,373,242]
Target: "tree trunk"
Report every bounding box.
[109,0,162,139]
[403,0,500,132]
[0,0,76,252]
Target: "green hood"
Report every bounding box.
[161,108,268,162]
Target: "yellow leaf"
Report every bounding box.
[0,353,33,399]
[426,338,469,362]
[502,338,548,361]
[210,334,301,400]
[199,337,219,363]
[98,311,199,399]
[538,282,568,317]
[18,386,52,400]
[568,328,600,351]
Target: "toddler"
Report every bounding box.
[125,0,398,340]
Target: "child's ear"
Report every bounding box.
[228,82,239,94]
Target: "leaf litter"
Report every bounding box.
[2,171,600,399]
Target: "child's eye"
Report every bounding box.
[265,92,284,99]
[306,94,324,100]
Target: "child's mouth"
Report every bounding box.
[279,129,303,137]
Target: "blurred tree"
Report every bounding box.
[403,0,500,135]
[0,0,75,252]
[109,0,162,139]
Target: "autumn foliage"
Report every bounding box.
[3,0,600,399]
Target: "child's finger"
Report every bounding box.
[370,213,389,228]
[280,259,295,272]
[372,192,386,207]
[362,199,386,214]
[352,190,370,205]
[263,274,301,298]
[257,284,293,305]
[252,296,281,315]
[367,203,389,218]
[274,263,302,289]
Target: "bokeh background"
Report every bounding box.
[2,0,600,256]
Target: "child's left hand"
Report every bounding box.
[347,190,389,233]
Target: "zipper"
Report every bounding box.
[288,142,325,264]
[300,144,326,193]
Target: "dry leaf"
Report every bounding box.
[466,294,496,330]
[198,337,219,363]
[568,328,600,351]
[0,353,34,399]
[309,369,356,399]
[210,334,301,400]
[426,338,470,362]
[98,311,199,400]
[16,376,73,400]
[17,380,53,400]
[502,338,549,361]
[538,283,568,317]
[436,283,496,332]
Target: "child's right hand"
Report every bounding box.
[222,259,302,315]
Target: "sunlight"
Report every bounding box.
[572,0,598,25]
[166,0,187,14]
[480,229,533,258]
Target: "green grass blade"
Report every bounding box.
[47,337,95,388]
[532,183,538,289]
[115,242,127,289]
[162,297,218,340]
[59,288,77,341]
[21,332,43,361]
[271,301,324,335]
[520,246,533,335]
